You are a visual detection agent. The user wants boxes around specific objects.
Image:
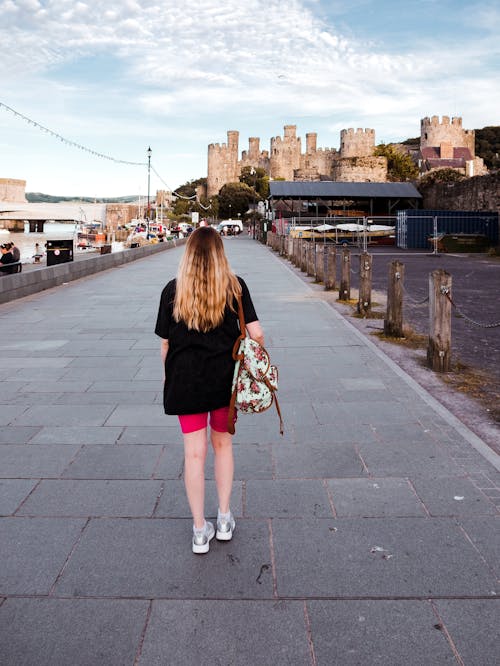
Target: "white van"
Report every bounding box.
[217,219,243,235]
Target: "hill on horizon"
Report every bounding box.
[26,192,140,204]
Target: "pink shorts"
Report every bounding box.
[178,406,236,434]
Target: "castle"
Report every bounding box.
[206,116,486,197]
[418,116,486,177]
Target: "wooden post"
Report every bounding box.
[307,240,314,277]
[301,240,308,272]
[324,245,336,291]
[357,252,372,315]
[384,260,405,337]
[339,248,351,300]
[291,238,298,265]
[427,269,452,372]
[316,243,324,282]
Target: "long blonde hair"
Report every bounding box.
[174,226,242,332]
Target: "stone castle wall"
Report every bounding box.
[420,173,500,217]
[421,116,475,156]
[332,156,387,182]
[0,178,27,203]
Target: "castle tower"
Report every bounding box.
[0,178,27,202]
[340,128,376,158]
[420,116,475,156]
[207,131,240,197]
[248,137,260,161]
[306,133,317,153]
[270,125,302,180]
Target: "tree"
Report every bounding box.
[475,126,500,170]
[374,144,419,181]
[218,182,255,219]
[239,166,269,199]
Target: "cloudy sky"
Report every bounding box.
[1,0,498,197]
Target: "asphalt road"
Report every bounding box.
[351,247,500,386]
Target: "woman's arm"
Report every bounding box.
[160,339,169,379]
[246,320,264,346]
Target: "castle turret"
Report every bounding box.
[306,133,317,153]
[270,125,302,180]
[420,116,475,156]
[340,128,375,158]
[207,130,240,197]
[0,178,27,203]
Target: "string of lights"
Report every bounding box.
[0,100,146,166]
[1,100,211,208]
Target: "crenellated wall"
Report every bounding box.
[420,116,475,155]
[340,128,376,158]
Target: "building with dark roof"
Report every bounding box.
[268,181,421,219]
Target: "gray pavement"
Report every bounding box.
[0,235,499,665]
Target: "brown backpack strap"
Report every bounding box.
[228,294,246,433]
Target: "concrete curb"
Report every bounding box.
[0,239,187,304]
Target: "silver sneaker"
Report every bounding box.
[216,512,235,541]
[192,521,215,554]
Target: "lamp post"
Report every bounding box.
[146,146,152,237]
[250,167,257,239]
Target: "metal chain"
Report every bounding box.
[444,293,500,328]
[402,284,429,306]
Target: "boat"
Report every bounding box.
[289,222,395,245]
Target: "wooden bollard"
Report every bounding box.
[339,248,351,300]
[306,240,314,276]
[427,269,452,372]
[324,245,336,290]
[316,244,325,282]
[357,252,372,315]
[287,235,293,258]
[384,260,405,337]
[301,240,308,272]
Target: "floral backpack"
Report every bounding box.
[227,296,284,436]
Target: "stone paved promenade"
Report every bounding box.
[0,235,499,665]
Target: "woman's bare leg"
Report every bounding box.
[183,428,208,529]
[211,429,234,514]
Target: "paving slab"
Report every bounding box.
[12,404,115,427]
[54,518,273,598]
[457,516,500,577]
[61,445,164,479]
[272,518,498,597]
[307,600,455,664]
[17,479,163,517]
[0,517,86,594]
[327,478,427,517]
[411,476,499,516]
[0,479,38,515]
[433,600,500,665]
[245,479,333,517]
[139,600,310,665]
[0,445,81,478]
[273,441,365,478]
[0,598,149,666]
[29,426,122,446]
[0,426,40,444]
[118,425,180,445]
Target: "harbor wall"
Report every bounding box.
[0,239,186,304]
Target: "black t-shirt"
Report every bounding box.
[155,276,258,415]
[0,251,15,274]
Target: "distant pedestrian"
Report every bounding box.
[6,242,20,262]
[0,243,15,275]
[155,226,264,554]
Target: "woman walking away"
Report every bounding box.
[155,227,264,554]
